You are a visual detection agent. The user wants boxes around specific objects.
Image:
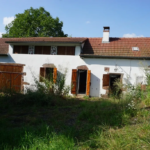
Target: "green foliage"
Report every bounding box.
[30,68,71,98]
[2,7,68,38]
[54,72,70,96]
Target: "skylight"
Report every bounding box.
[132,47,139,51]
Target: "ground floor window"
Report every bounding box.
[103,73,122,96]
[39,67,57,83]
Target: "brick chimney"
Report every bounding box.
[102,26,110,43]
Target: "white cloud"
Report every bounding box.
[0,32,3,38]
[123,33,144,38]
[86,21,90,24]
[3,16,15,26]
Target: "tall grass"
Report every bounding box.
[1,66,150,149]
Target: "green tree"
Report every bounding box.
[2,7,68,38]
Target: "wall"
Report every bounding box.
[0,44,149,97]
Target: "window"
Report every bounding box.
[34,46,51,54]
[51,46,57,55]
[14,46,28,54]
[13,45,75,55]
[57,46,75,55]
[132,47,139,51]
[39,67,57,83]
[28,46,34,54]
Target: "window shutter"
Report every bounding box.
[14,46,21,54]
[35,46,43,54]
[39,67,45,82]
[86,70,91,96]
[57,46,66,55]
[66,47,75,55]
[71,69,77,94]
[43,46,51,54]
[103,74,110,89]
[53,68,57,83]
[21,46,28,54]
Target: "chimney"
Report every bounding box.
[102,26,110,43]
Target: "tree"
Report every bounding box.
[2,7,68,38]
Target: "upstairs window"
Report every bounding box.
[28,46,34,54]
[34,46,50,54]
[14,46,28,54]
[51,46,57,55]
[57,46,75,55]
[13,45,75,55]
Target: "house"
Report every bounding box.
[0,27,150,97]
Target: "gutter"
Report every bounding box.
[0,54,8,56]
[80,54,150,60]
[5,41,86,44]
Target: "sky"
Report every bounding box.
[0,0,150,38]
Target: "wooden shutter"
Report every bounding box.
[39,67,45,82]
[86,70,91,96]
[57,46,66,55]
[71,69,77,94]
[103,74,110,89]
[66,47,75,55]
[21,46,28,54]
[35,46,43,54]
[53,68,57,83]
[14,46,21,54]
[43,46,51,54]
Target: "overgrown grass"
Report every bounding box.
[0,91,150,150]
[1,70,150,150]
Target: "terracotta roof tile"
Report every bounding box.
[82,38,150,58]
[1,37,150,58]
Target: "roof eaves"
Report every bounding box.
[5,41,85,44]
[0,54,8,56]
[80,54,150,60]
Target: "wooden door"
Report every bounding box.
[71,69,77,94]
[103,74,110,89]
[53,68,57,83]
[86,70,91,96]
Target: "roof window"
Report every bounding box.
[132,47,139,51]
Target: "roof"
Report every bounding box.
[81,38,150,59]
[0,38,9,55]
[1,37,150,59]
[5,37,87,43]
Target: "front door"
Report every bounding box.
[77,70,87,94]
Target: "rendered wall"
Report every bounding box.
[0,44,149,97]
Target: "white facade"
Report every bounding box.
[0,44,148,97]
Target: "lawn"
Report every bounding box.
[0,92,150,150]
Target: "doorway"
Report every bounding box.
[109,74,121,95]
[78,70,87,94]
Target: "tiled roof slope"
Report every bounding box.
[82,38,150,58]
[0,38,9,55]
[1,37,150,58]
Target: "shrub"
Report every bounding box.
[29,67,71,97]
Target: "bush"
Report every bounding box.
[29,68,71,97]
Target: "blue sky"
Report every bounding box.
[0,0,150,38]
